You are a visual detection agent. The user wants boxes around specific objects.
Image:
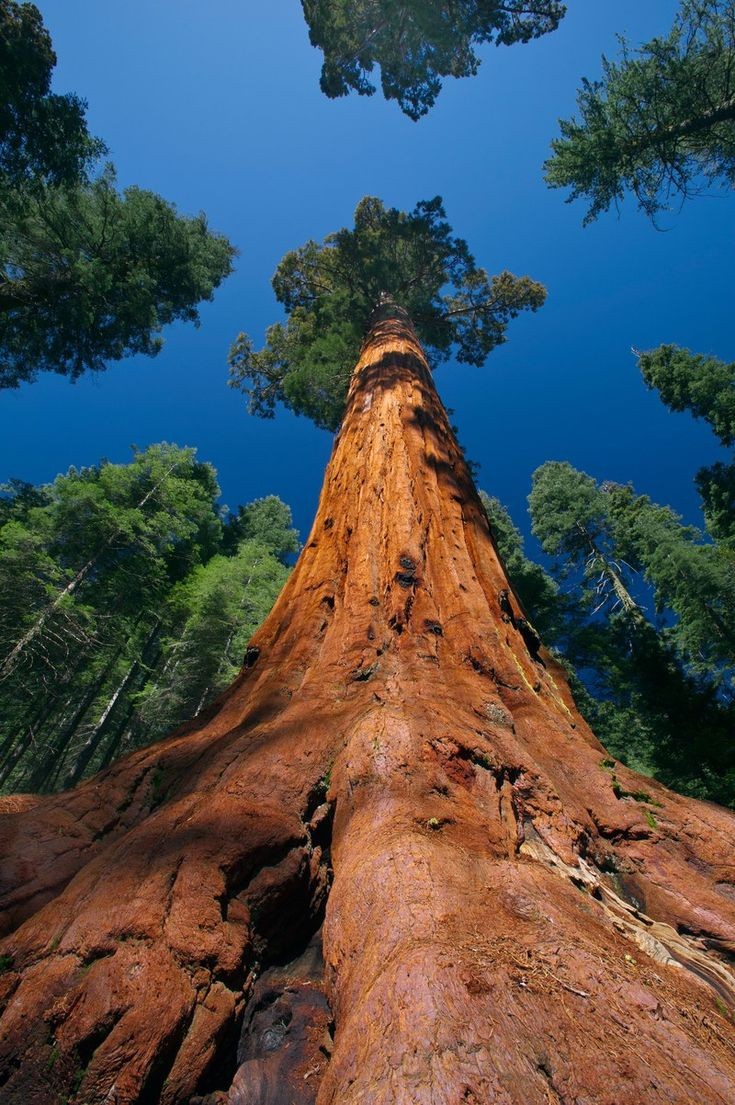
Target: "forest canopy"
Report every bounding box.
[302,0,566,118]
[0,444,297,792]
[228,195,546,431]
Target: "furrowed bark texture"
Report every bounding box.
[2,308,735,1104]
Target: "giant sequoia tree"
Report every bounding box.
[2,305,735,1103]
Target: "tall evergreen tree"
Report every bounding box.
[0,453,299,793]
[545,0,735,222]
[4,306,735,1104]
[528,459,735,804]
[0,168,235,388]
[0,445,222,790]
[638,343,735,551]
[134,540,291,744]
[639,343,735,446]
[0,3,235,388]
[604,481,735,677]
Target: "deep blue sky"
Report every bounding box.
[1,1,732,552]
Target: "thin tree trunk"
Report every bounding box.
[20,643,131,793]
[0,690,83,787]
[60,662,139,789]
[0,463,179,681]
[0,690,70,772]
[62,622,162,789]
[96,715,136,773]
[0,635,99,779]
[0,699,62,778]
[0,560,98,682]
[576,522,645,622]
[1,306,735,1103]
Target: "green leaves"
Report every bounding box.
[525,461,735,805]
[0,168,235,387]
[545,0,735,222]
[134,540,290,742]
[638,343,735,555]
[0,0,102,192]
[529,458,735,680]
[302,1,566,119]
[0,4,235,387]
[529,461,609,565]
[0,446,297,791]
[604,482,735,675]
[229,195,546,431]
[697,462,735,550]
[638,344,735,448]
[223,495,300,562]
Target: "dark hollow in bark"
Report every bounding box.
[1,306,735,1104]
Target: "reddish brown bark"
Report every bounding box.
[2,307,735,1104]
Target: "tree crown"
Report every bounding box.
[0,0,103,192]
[303,0,565,119]
[0,167,236,387]
[228,195,546,431]
[638,343,735,447]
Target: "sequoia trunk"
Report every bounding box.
[1,307,735,1104]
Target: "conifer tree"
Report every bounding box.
[0,0,101,193]
[301,0,566,118]
[0,450,299,792]
[638,343,735,551]
[545,0,735,221]
[0,3,235,388]
[529,460,735,803]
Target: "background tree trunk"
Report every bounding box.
[1,306,735,1104]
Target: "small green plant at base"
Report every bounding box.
[427,817,441,830]
[46,1044,60,1070]
[71,1066,86,1093]
[0,953,14,973]
[610,772,653,805]
[318,762,333,795]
